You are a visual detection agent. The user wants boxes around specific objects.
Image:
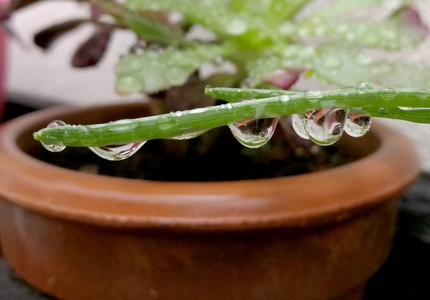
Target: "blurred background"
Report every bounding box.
[4,0,430,171]
[1,1,430,299]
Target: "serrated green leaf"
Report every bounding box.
[115,45,226,94]
[312,45,430,88]
[246,45,316,86]
[126,0,249,37]
[247,44,430,89]
[296,20,424,50]
[268,0,312,21]
[304,0,414,21]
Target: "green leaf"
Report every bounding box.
[268,0,312,21]
[115,44,226,94]
[296,20,424,50]
[304,0,414,21]
[246,44,430,89]
[246,45,316,86]
[125,11,185,45]
[126,0,248,37]
[312,45,430,88]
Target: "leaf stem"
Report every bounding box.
[34,86,430,147]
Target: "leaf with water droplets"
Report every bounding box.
[116,44,227,94]
[126,0,254,37]
[303,0,413,22]
[297,20,425,50]
[312,45,430,88]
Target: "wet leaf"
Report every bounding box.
[71,25,113,68]
[115,44,227,94]
[296,19,425,50]
[304,0,414,22]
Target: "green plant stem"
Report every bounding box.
[34,87,430,147]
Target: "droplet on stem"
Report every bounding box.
[229,117,279,148]
[41,120,67,152]
[291,114,310,140]
[228,98,279,148]
[170,130,208,140]
[304,108,347,146]
[345,112,371,137]
[89,142,146,161]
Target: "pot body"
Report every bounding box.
[0,104,421,300]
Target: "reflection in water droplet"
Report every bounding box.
[291,114,310,140]
[89,142,146,161]
[41,120,67,152]
[170,130,208,140]
[229,117,279,149]
[345,112,371,138]
[304,109,346,146]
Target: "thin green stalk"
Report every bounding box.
[34,86,430,147]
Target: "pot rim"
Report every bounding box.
[0,103,421,230]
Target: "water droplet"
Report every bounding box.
[226,103,233,109]
[304,109,346,146]
[41,120,67,152]
[89,142,146,161]
[323,56,341,68]
[280,95,290,103]
[175,111,183,117]
[291,114,310,140]
[357,83,373,90]
[379,88,399,101]
[226,18,247,36]
[378,108,389,115]
[306,91,323,99]
[414,89,430,99]
[240,77,252,88]
[345,112,371,137]
[228,117,279,149]
[355,53,372,66]
[170,130,208,140]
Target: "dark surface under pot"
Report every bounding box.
[1,101,430,300]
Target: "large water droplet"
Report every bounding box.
[89,142,146,161]
[170,130,208,140]
[345,112,371,138]
[41,120,67,152]
[291,114,310,140]
[304,109,346,146]
[228,117,279,149]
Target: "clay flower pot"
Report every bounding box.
[0,103,420,300]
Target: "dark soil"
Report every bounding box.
[37,125,358,182]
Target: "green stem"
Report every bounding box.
[34,86,430,147]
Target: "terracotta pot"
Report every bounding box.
[0,103,420,300]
